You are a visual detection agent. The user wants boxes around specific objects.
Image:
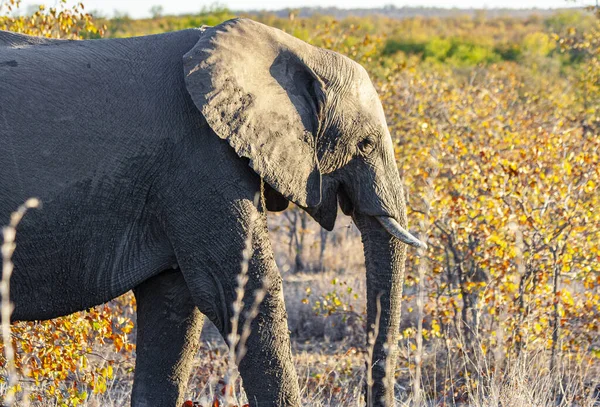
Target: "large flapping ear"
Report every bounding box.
[183,18,326,208]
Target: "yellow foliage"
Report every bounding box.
[1,3,599,403]
[0,0,104,39]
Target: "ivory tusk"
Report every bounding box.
[376,216,427,249]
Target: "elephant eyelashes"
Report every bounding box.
[357,136,376,155]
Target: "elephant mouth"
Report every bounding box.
[375,216,427,249]
[337,186,354,216]
[338,187,426,249]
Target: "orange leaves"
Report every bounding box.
[1,293,135,404]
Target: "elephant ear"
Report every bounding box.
[183,18,325,207]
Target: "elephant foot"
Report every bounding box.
[131,269,204,406]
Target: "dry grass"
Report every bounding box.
[8,266,597,406]
[3,210,599,406]
[1,199,40,407]
[25,325,595,407]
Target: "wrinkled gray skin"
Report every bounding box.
[0,19,424,406]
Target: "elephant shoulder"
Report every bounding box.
[0,30,63,48]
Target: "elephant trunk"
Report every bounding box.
[354,213,407,407]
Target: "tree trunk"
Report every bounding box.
[294,210,308,272]
[318,227,328,272]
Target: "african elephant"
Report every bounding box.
[0,18,425,406]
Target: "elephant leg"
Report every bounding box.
[167,199,301,406]
[131,268,204,407]
[234,226,300,407]
[238,297,299,406]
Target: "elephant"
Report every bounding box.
[0,18,425,406]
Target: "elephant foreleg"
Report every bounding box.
[131,269,204,407]
[167,199,301,406]
[226,207,301,407]
[235,272,300,407]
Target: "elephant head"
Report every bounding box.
[184,18,426,406]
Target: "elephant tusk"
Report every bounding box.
[376,216,427,249]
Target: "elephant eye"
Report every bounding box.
[357,136,376,155]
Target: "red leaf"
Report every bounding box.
[182,401,194,407]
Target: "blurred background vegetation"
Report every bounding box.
[1,0,599,405]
